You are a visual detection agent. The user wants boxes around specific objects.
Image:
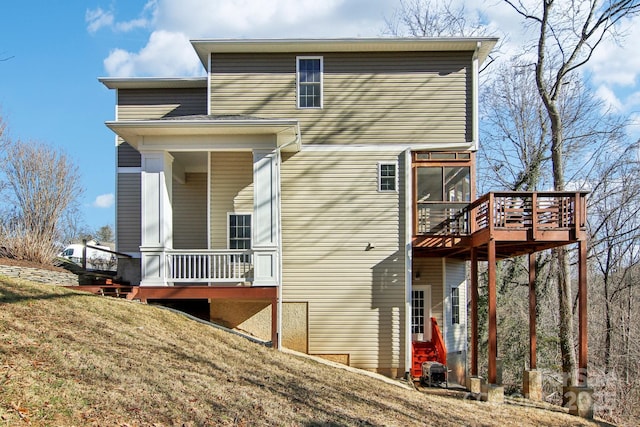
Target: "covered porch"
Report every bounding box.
[107,115,301,288]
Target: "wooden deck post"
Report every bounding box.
[578,239,588,385]
[529,253,537,370]
[470,247,478,377]
[488,238,497,384]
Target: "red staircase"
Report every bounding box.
[411,317,447,379]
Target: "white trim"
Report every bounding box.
[117,167,142,174]
[404,148,413,376]
[207,53,212,116]
[300,143,475,152]
[472,42,480,151]
[411,285,432,342]
[441,257,447,349]
[207,152,211,250]
[378,161,398,193]
[296,56,323,109]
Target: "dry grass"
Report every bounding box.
[0,276,609,426]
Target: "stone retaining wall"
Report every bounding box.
[0,264,79,286]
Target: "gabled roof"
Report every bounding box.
[191,37,498,71]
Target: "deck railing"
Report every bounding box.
[417,192,588,236]
[166,250,253,283]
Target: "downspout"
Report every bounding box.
[274,130,301,350]
[472,42,480,151]
[467,42,481,376]
[404,148,413,378]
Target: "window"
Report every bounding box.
[412,289,425,335]
[228,214,251,250]
[297,57,322,108]
[417,166,470,202]
[378,162,397,192]
[414,152,474,234]
[451,287,460,324]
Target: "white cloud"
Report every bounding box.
[86,2,153,34]
[595,85,623,113]
[101,0,396,77]
[587,16,640,88]
[93,193,115,208]
[105,31,202,77]
[86,8,114,34]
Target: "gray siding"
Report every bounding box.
[117,88,207,120]
[116,173,141,253]
[117,142,141,167]
[280,149,407,373]
[209,152,254,249]
[210,51,471,145]
[173,173,207,249]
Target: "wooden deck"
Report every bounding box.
[413,191,588,259]
[414,191,589,388]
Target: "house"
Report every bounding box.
[100,38,590,400]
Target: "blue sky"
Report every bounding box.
[1,1,638,232]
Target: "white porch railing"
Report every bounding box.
[166,250,254,283]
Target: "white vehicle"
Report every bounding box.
[60,241,115,270]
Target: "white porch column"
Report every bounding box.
[252,150,279,286]
[140,151,174,286]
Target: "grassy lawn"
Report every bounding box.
[0,276,605,426]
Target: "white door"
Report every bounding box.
[411,285,432,342]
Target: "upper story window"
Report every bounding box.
[297,57,323,108]
[378,162,397,192]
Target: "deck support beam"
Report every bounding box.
[487,238,497,384]
[529,253,537,370]
[578,239,588,385]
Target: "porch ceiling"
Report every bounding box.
[106,115,301,152]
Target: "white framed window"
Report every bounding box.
[228,213,251,250]
[451,287,460,324]
[378,161,397,192]
[297,56,323,108]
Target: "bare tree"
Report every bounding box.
[503,0,640,387]
[94,224,114,244]
[385,0,501,71]
[385,0,483,37]
[0,139,83,263]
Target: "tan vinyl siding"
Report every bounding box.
[117,141,141,167]
[209,152,254,249]
[280,149,406,373]
[116,173,141,253]
[210,51,471,145]
[445,259,467,352]
[117,88,207,120]
[413,258,444,329]
[173,173,207,249]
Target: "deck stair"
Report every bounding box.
[411,341,439,378]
